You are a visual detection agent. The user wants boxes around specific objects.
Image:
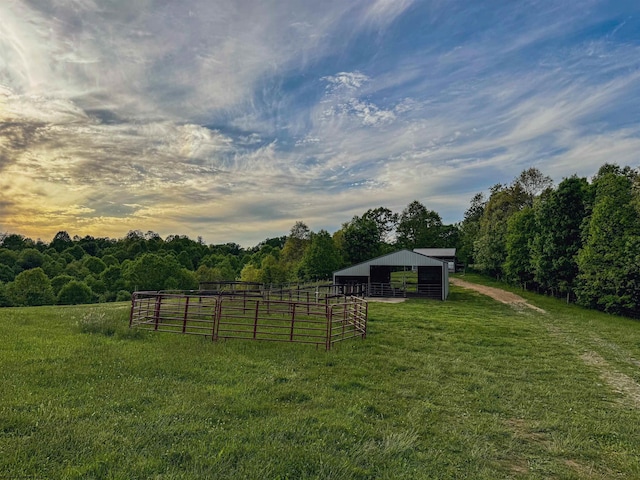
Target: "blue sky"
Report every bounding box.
[1,1,639,246]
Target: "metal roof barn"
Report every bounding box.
[413,248,457,272]
[333,250,449,300]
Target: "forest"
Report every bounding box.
[0,163,638,318]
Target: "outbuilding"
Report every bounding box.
[333,249,449,300]
[413,248,457,272]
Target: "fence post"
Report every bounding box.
[154,294,162,331]
[212,296,222,341]
[326,305,332,350]
[289,303,296,341]
[254,300,260,339]
[182,296,190,333]
[129,293,136,327]
[342,302,347,339]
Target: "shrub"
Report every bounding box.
[57,281,95,305]
[6,268,55,306]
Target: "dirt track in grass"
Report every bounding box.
[452,277,640,410]
[450,277,546,313]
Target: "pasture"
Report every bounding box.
[1,279,639,479]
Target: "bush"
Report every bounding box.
[57,281,95,305]
[51,274,75,296]
[116,290,131,302]
[6,268,55,306]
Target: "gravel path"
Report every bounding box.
[450,277,546,313]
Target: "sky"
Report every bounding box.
[1,1,639,247]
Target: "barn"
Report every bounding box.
[333,250,449,300]
[413,248,457,272]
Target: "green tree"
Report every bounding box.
[362,207,398,244]
[63,245,85,261]
[0,248,18,269]
[83,256,107,275]
[0,264,15,283]
[0,282,12,306]
[41,256,65,278]
[458,193,486,267]
[164,269,198,291]
[50,231,73,252]
[532,176,589,299]
[396,201,443,250]
[299,230,342,280]
[280,221,311,267]
[473,184,529,277]
[576,167,640,315]
[342,216,381,264]
[239,263,262,283]
[100,265,125,292]
[101,254,119,267]
[57,280,94,305]
[513,167,553,207]
[260,255,288,285]
[6,268,55,306]
[124,253,184,291]
[51,274,75,296]
[177,251,194,270]
[504,207,536,287]
[0,233,31,251]
[17,248,44,270]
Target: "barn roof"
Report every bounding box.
[413,248,456,257]
[333,249,446,277]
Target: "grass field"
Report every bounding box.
[1,279,639,479]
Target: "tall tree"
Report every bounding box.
[473,184,528,277]
[361,207,398,244]
[396,201,443,250]
[280,221,311,268]
[341,216,381,264]
[299,230,342,280]
[459,193,486,267]
[576,166,640,315]
[513,167,553,206]
[504,207,537,288]
[532,176,589,300]
[50,231,73,252]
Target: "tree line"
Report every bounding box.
[0,162,638,318]
[0,201,457,308]
[459,164,639,318]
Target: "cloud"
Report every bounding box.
[0,1,639,246]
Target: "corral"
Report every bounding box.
[129,284,367,350]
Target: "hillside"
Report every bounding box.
[1,281,639,478]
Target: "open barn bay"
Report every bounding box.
[1,282,639,479]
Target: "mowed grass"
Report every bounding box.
[1,283,639,479]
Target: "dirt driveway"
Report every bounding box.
[450,277,546,313]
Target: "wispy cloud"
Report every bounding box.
[0,1,639,245]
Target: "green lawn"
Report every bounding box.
[1,282,639,479]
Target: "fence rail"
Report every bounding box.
[130,291,367,350]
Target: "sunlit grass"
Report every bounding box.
[1,285,639,479]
